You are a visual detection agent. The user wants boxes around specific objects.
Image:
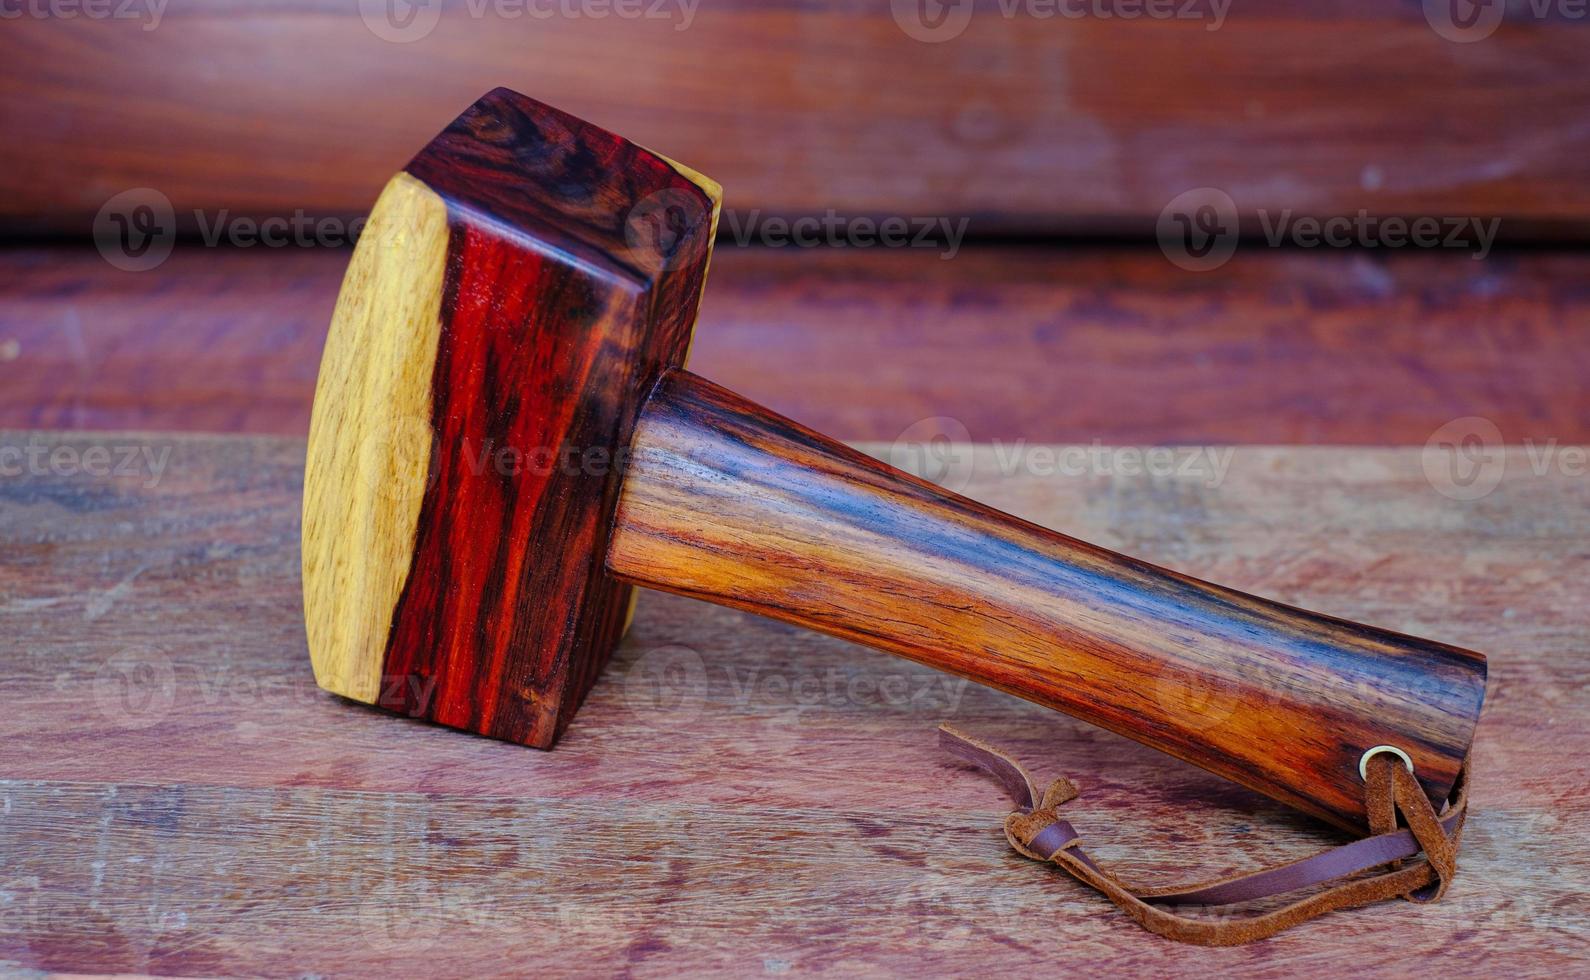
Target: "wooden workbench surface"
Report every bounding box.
[0,433,1584,975]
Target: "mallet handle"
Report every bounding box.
[606,370,1486,831]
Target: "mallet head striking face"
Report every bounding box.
[306,89,1485,832]
[303,88,720,747]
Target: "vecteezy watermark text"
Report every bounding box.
[0,441,171,489]
[99,185,972,274]
[0,0,166,30]
[193,210,366,249]
[722,209,971,260]
[93,188,369,272]
[1157,187,1502,272]
[1257,210,1499,259]
[620,644,971,728]
[887,418,1236,494]
[892,0,1231,43]
[90,650,437,727]
[991,440,1235,487]
[358,0,700,44]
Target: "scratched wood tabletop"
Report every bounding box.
[0,433,1585,976]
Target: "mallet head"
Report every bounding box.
[303,88,721,747]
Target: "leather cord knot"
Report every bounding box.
[939,725,1469,945]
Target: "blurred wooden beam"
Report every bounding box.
[2,2,1589,236]
[1,244,1585,444]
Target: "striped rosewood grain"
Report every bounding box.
[303,89,720,748]
[606,371,1488,831]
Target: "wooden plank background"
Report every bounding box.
[0,432,1585,974]
[3,243,1588,445]
[3,2,1589,235]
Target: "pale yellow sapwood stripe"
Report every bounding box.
[302,173,450,703]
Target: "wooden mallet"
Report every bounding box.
[303,88,1486,832]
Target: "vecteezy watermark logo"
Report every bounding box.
[359,0,445,43]
[93,647,177,727]
[1157,187,1239,273]
[620,643,708,728]
[1152,665,1237,733]
[624,188,711,274]
[94,188,176,273]
[358,878,447,953]
[893,0,1230,42]
[891,0,976,42]
[1422,0,1507,42]
[722,209,971,260]
[358,415,440,505]
[1159,187,1503,271]
[1427,0,1589,43]
[0,0,168,30]
[889,417,976,492]
[1423,416,1505,501]
[1421,417,1587,501]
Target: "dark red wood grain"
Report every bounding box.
[607,370,1489,831]
[372,90,716,746]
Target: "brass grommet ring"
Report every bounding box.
[1359,745,1415,781]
